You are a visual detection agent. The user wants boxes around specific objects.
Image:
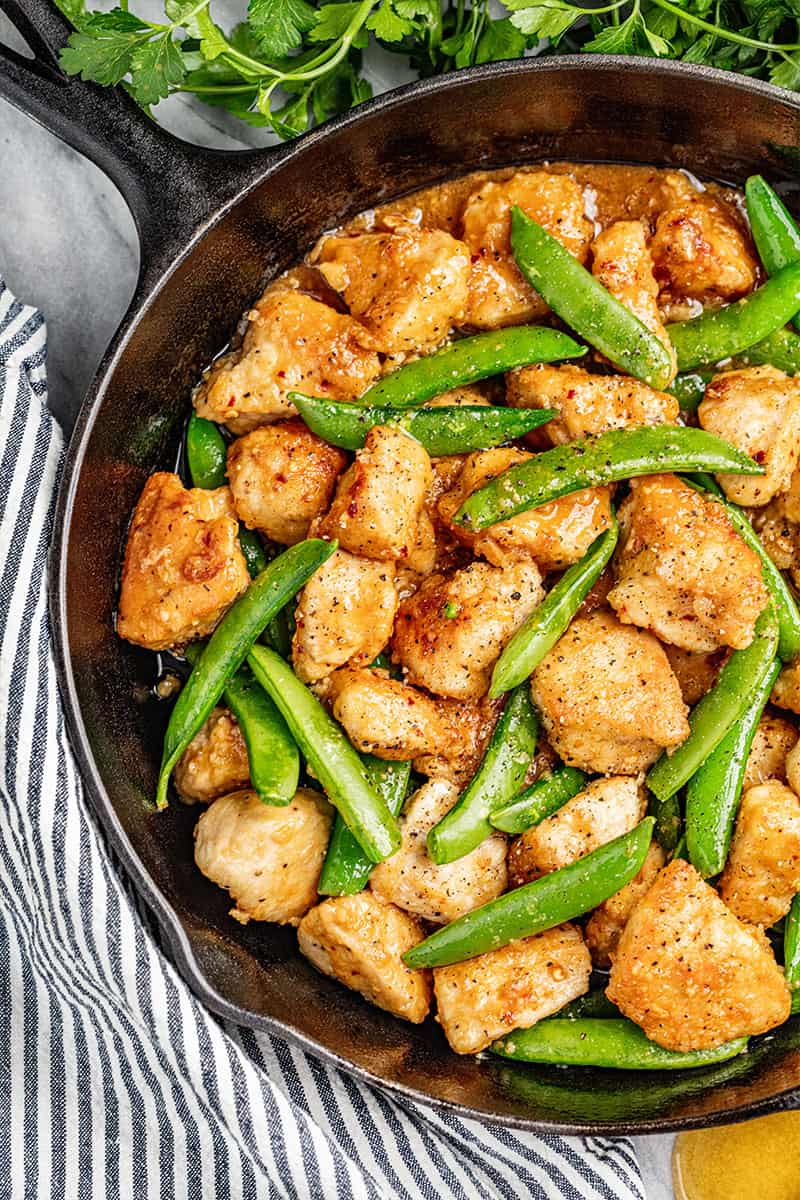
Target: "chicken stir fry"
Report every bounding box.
[119,162,800,1070]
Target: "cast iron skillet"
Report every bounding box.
[3,0,800,1135]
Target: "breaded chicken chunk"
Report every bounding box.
[291,549,397,683]
[370,778,507,924]
[506,363,678,447]
[392,559,543,700]
[319,425,432,561]
[434,924,591,1054]
[315,227,471,355]
[174,707,250,804]
[507,776,646,888]
[607,859,791,1051]
[117,473,249,652]
[786,737,800,796]
[752,465,800,588]
[531,610,689,774]
[460,171,593,328]
[585,842,666,967]
[698,367,800,507]
[718,782,800,926]
[194,788,333,925]
[608,475,769,652]
[663,645,726,707]
[298,893,431,1023]
[773,659,800,715]
[650,192,758,308]
[743,715,798,790]
[226,421,347,545]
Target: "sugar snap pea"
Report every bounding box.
[556,991,620,1020]
[736,326,800,374]
[318,757,411,895]
[490,766,588,834]
[668,371,713,413]
[746,175,800,333]
[403,817,654,968]
[186,412,227,489]
[785,893,800,991]
[652,791,682,856]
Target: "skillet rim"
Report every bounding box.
[49,52,800,1134]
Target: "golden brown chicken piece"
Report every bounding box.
[584,842,666,967]
[315,227,471,355]
[369,779,507,924]
[226,421,347,545]
[392,559,543,700]
[607,859,791,1051]
[298,893,431,1023]
[506,363,679,447]
[743,715,798,790]
[174,707,250,804]
[649,191,758,309]
[194,788,333,925]
[507,776,646,888]
[773,659,800,715]
[698,367,800,507]
[437,448,614,571]
[531,610,689,774]
[434,924,591,1054]
[717,783,800,926]
[194,288,380,434]
[752,466,800,587]
[608,475,769,652]
[460,171,593,328]
[117,473,249,652]
[663,645,726,707]
[319,425,433,561]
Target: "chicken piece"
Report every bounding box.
[698,367,800,507]
[607,859,791,1051]
[319,425,432,561]
[506,363,678,448]
[508,776,646,888]
[752,466,800,588]
[532,610,689,775]
[194,289,381,434]
[460,171,593,328]
[608,475,769,652]
[773,659,800,715]
[649,191,758,308]
[370,778,507,924]
[664,645,726,707]
[226,421,347,546]
[584,842,666,967]
[437,448,614,571]
[315,227,470,355]
[392,558,543,700]
[298,893,431,1023]
[173,707,250,804]
[786,738,800,796]
[717,783,800,926]
[194,788,333,925]
[743,715,798,790]
[591,220,677,382]
[117,473,249,652]
[434,924,591,1054]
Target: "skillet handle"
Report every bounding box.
[0,0,270,279]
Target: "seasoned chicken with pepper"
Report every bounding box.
[649,190,758,311]
[743,714,798,789]
[174,707,251,804]
[717,782,800,926]
[752,465,800,587]
[584,842,666,967]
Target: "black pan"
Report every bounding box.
[3,0,800,1135]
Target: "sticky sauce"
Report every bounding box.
[672,1112,800,1200]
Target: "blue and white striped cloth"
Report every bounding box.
[0,277,644,1199]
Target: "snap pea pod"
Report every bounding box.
[668,371,713,413]
[427,686,539,864]
[490,766,588,834]
[491,1018,748,1070]
[736,325,800,374]
[454,427,763,531]
[490,520,618,697]
[666,262,800,371]
[289,393,558,455]
[646,605,779,803]
[556,991,620,1020]
[318,758,411,895]
[652,791,682,856]
[156,539,335,809]
[685,656,780,878]
[746,175,800,333]
[785,893,800,991]
[510,206,674,389]
[358,325,586,409]
[186,413,227,488]
[403,817,654,968]
[247,644,401,862]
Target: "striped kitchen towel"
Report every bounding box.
[0,277,643,1200]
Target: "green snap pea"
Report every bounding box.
[646,605,779,803]
[785,893,800,991]
[668,371,713,413]
[736,325,800,374]
[510,206,674,389]
[666,263,800,371]
[652,791,683,856]
[318,758,411,895]
[289,393,558,456]
[403,816,654,968]
[427,686,539,864]
[239,529,268,578]
[490,520,618,697]
[746,175,800,334]
[186,412,227,489]
[490,766,588,834]
[491,1018,748,1070]
[556,990,620,1020]
[247,645,401,862]
[358,325,586,409]
[454,427,763,531]
[156,539,336,810]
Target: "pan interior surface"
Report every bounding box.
[54,59,800,1132]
